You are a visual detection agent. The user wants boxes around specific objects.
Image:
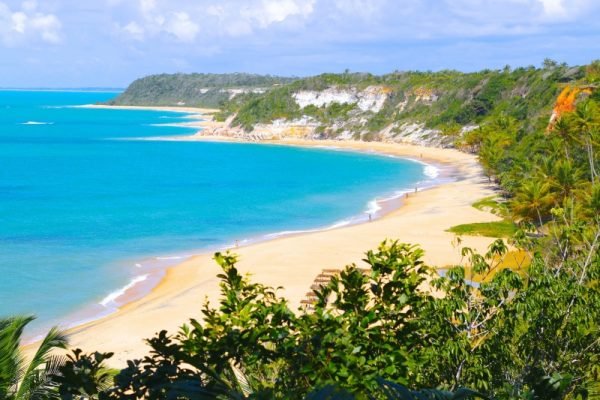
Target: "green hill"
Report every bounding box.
[105,73,297,108]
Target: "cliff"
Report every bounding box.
[110,63,596,147]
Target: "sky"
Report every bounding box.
[0,0,599,87]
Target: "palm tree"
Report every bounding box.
[583,183,600,218]
[511,178,555,226]
[0,316,67,400]
[570,101,600,181]
[550,159,585,202]
[551,117,575,161]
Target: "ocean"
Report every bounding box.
[0,90,437,334]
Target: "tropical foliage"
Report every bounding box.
[107,73,296,108]
[0,316,67,400]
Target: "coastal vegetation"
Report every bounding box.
[108,61,597,145]
[106,73,296,108]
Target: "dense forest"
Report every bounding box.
[106,73,296,108]
[2,61,599,399]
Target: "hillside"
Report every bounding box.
[105,73,296,108]
[109,62,596,147]
[227,64,590,145]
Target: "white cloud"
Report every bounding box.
[30,14,62,43]
[246,0,315,28]
[537,0,593,20]
[164,12,199,42]
[119,0,199,42]
[111,0,599,49]
[123,21,144,41]
[0,1,62,46]
[21,0,37,12]
[119,0,315,42]
[539,0,565,16]
[140,0,157,15]
[333,0,386,19]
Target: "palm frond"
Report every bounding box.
[0,316,36,398]
[16,328,67,399]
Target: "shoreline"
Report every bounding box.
[26,138,449,344]
[27,106,501,367]
[81,104,220,115]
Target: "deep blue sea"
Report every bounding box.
[0,90,435,334]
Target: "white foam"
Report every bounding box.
[424,165,440,178]
[366,199,382,215]
[327,218,355,229]
[21,121,53,125]
[100,274,148,307]
[155,255,187,260]
[149,123,192,128]
[262,217,359,241]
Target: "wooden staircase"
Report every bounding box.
[300,268,371,311]
[300,269,341,310]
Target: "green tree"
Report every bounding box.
[550,159,586,202]
[569,101,600,181]
[511,178,555,225]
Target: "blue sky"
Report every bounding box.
[1,0,599,87]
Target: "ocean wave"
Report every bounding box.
[423,165,440,178]
[21,121,53,125]
[262,216,360,241]
[366,199,382,215]
[262,228,322,240]
[99,274,149,307]
[149,123,192,128]
[155,255,188,260]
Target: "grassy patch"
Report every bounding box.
[447,220,517,238]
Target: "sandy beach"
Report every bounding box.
[82,104,219,115]
[41,117,500,367]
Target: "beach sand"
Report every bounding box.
[47,129,500,367]
[83,104,219,115]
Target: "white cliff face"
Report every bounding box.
[378,122,448,147]
[293,88,357,109]
[293,86,389,113]
[357,86,389,112]
[218,88,267,99]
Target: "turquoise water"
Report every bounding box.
[0,90,434,333]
